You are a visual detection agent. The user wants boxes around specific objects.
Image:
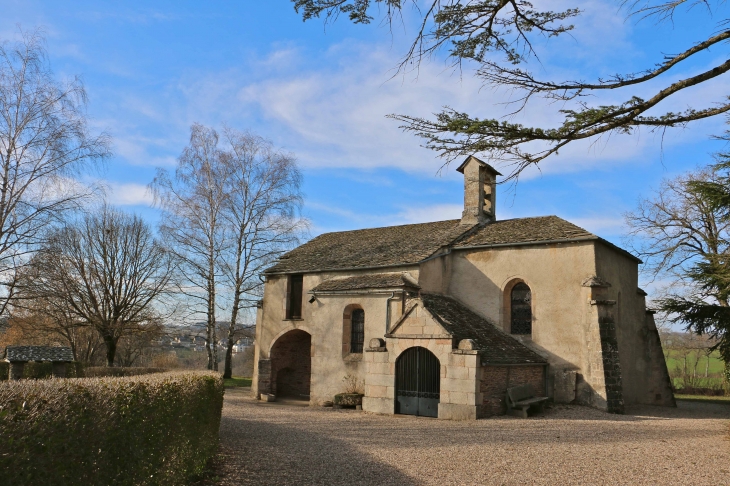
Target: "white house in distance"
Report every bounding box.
[252,156,674,419]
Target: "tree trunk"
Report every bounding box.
[207,265,218,371]
[224,295,240,379]
[103,334,117,367]
[223,337,234,379]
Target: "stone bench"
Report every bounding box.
[506,384,549,418]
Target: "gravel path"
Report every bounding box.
[215,388,730,485]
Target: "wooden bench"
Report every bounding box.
[506,384,549,418]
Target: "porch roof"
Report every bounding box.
[420,293,547,365]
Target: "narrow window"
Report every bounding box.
[511,282,532,335]
[350,308,365,353]
[286,274,303,319]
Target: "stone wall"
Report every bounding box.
[598,315,625,414]
[480,365,545,416]
[253,267,419,403]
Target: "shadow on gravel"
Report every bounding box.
[216,415,419,485]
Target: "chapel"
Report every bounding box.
[252,156,674,419]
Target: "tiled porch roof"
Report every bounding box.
[420,293,547,365]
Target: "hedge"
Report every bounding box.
[0,371,224,485]
[83,366,168,378]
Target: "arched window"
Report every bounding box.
[510,282,532,335]
[350,309,365,353]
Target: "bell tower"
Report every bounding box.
[457,155,501,225]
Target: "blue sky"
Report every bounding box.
[2,1,729,287]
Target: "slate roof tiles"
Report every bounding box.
[265,215,612,274]
[266,219,468,274]
[4,346,74,362]
[419,293,547,365]
[312,273,420,292]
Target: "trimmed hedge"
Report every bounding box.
[0,371,224,485]
[83,366,168,378]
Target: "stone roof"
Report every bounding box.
[265,215,637,275]
[265,220,469,274]
[454,215,594,248]
[419,293,547,365]
[312,273,420,292]
[3,346,74,362]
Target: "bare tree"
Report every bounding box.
[625,166,730,291]
[151,124,230,371]
[0,31,110,314]
[115,319,165,367]
[626,161,730,367]
[15,205,172,366]
[219,128,306,378]
[294,1,730,178]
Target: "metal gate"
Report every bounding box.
[395,346,440,417]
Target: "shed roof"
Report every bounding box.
[3,346,74,362]
[312,273,420,292]
[419,293,547,365]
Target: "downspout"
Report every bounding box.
[385,292,397,333]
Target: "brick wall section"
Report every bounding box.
[598,316,625,413]
[270,330,311,398]
[480,365,545,416]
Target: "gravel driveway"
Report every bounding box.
[214,388,730,485]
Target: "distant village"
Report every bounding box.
[156,322,254,354]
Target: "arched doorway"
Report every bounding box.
[395,346,440,417]
[270,329,311,400]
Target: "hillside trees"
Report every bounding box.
[13,205,173,366]
[0,31,110,314]
[152,124,305,373]
[293,1,730,177]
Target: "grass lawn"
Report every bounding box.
[665,349,725,375]
[675,394,730,406]
[224,376,252,388]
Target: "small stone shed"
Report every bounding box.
[3,346,74,380]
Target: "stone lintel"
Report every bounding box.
[590,299,617,306]
[365,347,388,352]
[452,349,479,355]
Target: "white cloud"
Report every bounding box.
[105,182,154,206]
[391,204,463,225]
[306,201,463,235]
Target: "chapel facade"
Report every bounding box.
[252,156,675,419]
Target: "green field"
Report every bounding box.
[224,376,252,388]
[665,348,726,390]
[675,395,730,406]
[665,349,725,374]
